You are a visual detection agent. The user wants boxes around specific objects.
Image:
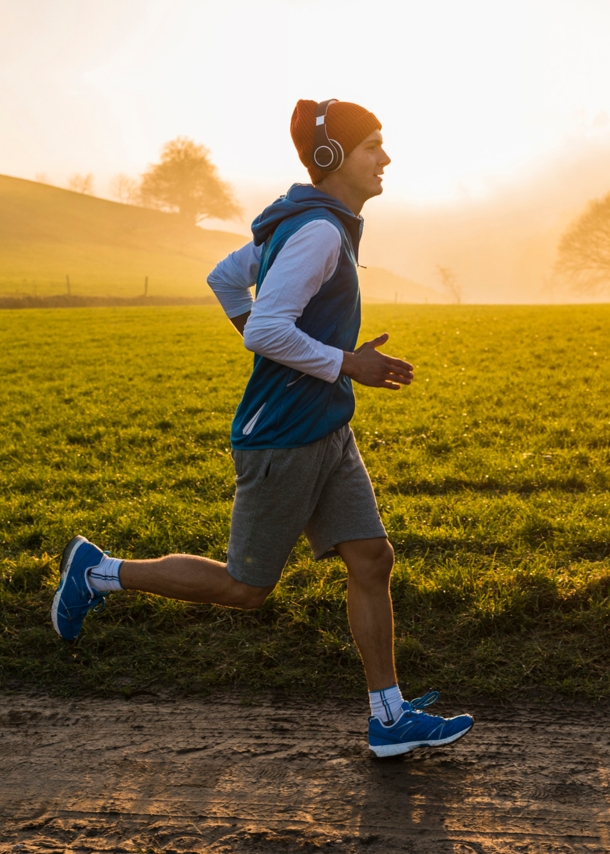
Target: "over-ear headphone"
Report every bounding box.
[313,99,344,173]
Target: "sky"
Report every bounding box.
[2,0,610,201]
[2,0,610,300]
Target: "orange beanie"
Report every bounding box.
[290,99,381,184]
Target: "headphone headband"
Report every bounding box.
[313,99,344,173]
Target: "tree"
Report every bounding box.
[436,265,463,304]
[67,173,93,194]
[554,192,610,294]
[109,173,140,205]
[139,137,242,226]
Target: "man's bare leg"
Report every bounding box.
[334,537,397,692]
[121,540,396,685]
[120,555,274,609]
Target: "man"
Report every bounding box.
[51,99,473,757]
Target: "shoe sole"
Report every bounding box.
[369,721,474,758]
[51,535,90,639]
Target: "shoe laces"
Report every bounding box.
[64,586,107,615]
[409,690,440,710]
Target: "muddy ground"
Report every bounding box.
[1,692,608,853]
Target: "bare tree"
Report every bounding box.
[109,173,140,205]
[67,173,94,195]
[554,192,610,294]
[140,137,242,226]
[436,265,463,304]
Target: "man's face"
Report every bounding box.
[338,130,391,201]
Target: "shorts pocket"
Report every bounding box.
[234,448,275,486]
[258,448,278,490]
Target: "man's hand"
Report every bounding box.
[341,333,414,390]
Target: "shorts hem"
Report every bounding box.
[226,562,281,589]
[312,527,388,561]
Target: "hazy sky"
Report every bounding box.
[2,0,610,207]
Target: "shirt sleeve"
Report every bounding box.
[207,240,262,318]
[242,219,345,384]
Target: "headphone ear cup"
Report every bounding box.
[312,99,344,172]
[313,143,336,169]
[313,138,344,171]
[327,138,344,170]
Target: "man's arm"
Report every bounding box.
[213,222,414,390]
[242,219,344,383]
[207,242,261,328]
[245,220,413,388]
[233,307,414,390]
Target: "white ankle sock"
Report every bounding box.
[369,685,405,725]
[87,556,124,593]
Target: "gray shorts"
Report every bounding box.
[227,425,387,587]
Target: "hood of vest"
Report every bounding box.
[251,183,363,258]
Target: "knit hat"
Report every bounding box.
[290,99,381,184]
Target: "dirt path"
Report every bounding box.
[1,692,608,853]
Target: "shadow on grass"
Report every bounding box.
[388,476,594,495]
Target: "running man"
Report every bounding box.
[51,99,473,757]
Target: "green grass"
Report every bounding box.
[1,304,609,699]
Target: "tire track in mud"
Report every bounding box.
[1,693,609,853]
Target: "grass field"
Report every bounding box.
[1,304,609,700]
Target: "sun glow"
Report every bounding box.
[3,0,610,301]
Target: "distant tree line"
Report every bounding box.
[41,148,610,294]
[37,172,94,194]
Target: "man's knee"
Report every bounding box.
[366,539,394,580]
[339,537,395,583]
[230,580,274,609]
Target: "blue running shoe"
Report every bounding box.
[51,536,108,641]
[368,691,473,758]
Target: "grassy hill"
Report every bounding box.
[0,175,439,302]
[0,175,245,299]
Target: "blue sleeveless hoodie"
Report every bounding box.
[231,184,363,450]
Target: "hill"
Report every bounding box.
[0,175,245,299]
[0,175,438,303]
